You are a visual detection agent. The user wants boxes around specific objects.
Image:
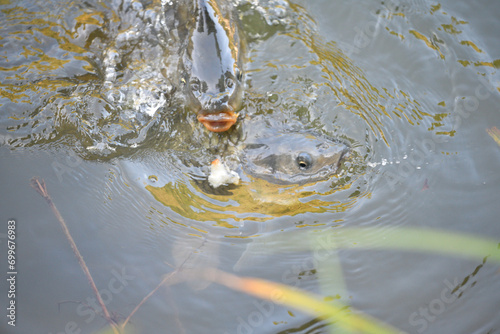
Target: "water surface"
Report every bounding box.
[1,0,499,333]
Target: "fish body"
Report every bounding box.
[177,0,244,132]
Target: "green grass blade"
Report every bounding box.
[208,269,405,334]
[312,227,500,262]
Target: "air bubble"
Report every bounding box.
[267,93,279,103]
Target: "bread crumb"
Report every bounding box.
[208,159,240,188]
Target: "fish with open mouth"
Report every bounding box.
[176,0,245,132]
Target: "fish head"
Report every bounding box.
[185,68,243,132]
[182,0,244,132]
[242,132,349,185]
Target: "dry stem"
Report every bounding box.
[31,177,120,334]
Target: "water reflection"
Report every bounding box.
[0,0,170,154]
[146,176,361,226]
[279,2,448,147]
[2,0,500,333]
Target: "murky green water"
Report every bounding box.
[1,0,500,333]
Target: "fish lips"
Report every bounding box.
[197,111,238,132]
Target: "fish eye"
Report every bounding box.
[235,70,243,81]
[190,78,200,92]
[296,152,312,171]
[226,77,235,89]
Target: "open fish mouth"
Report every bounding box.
[197,111,238,132]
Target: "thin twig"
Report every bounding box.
[120,238,205,330]
[31,177,120,334]
[120,270,178,330]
